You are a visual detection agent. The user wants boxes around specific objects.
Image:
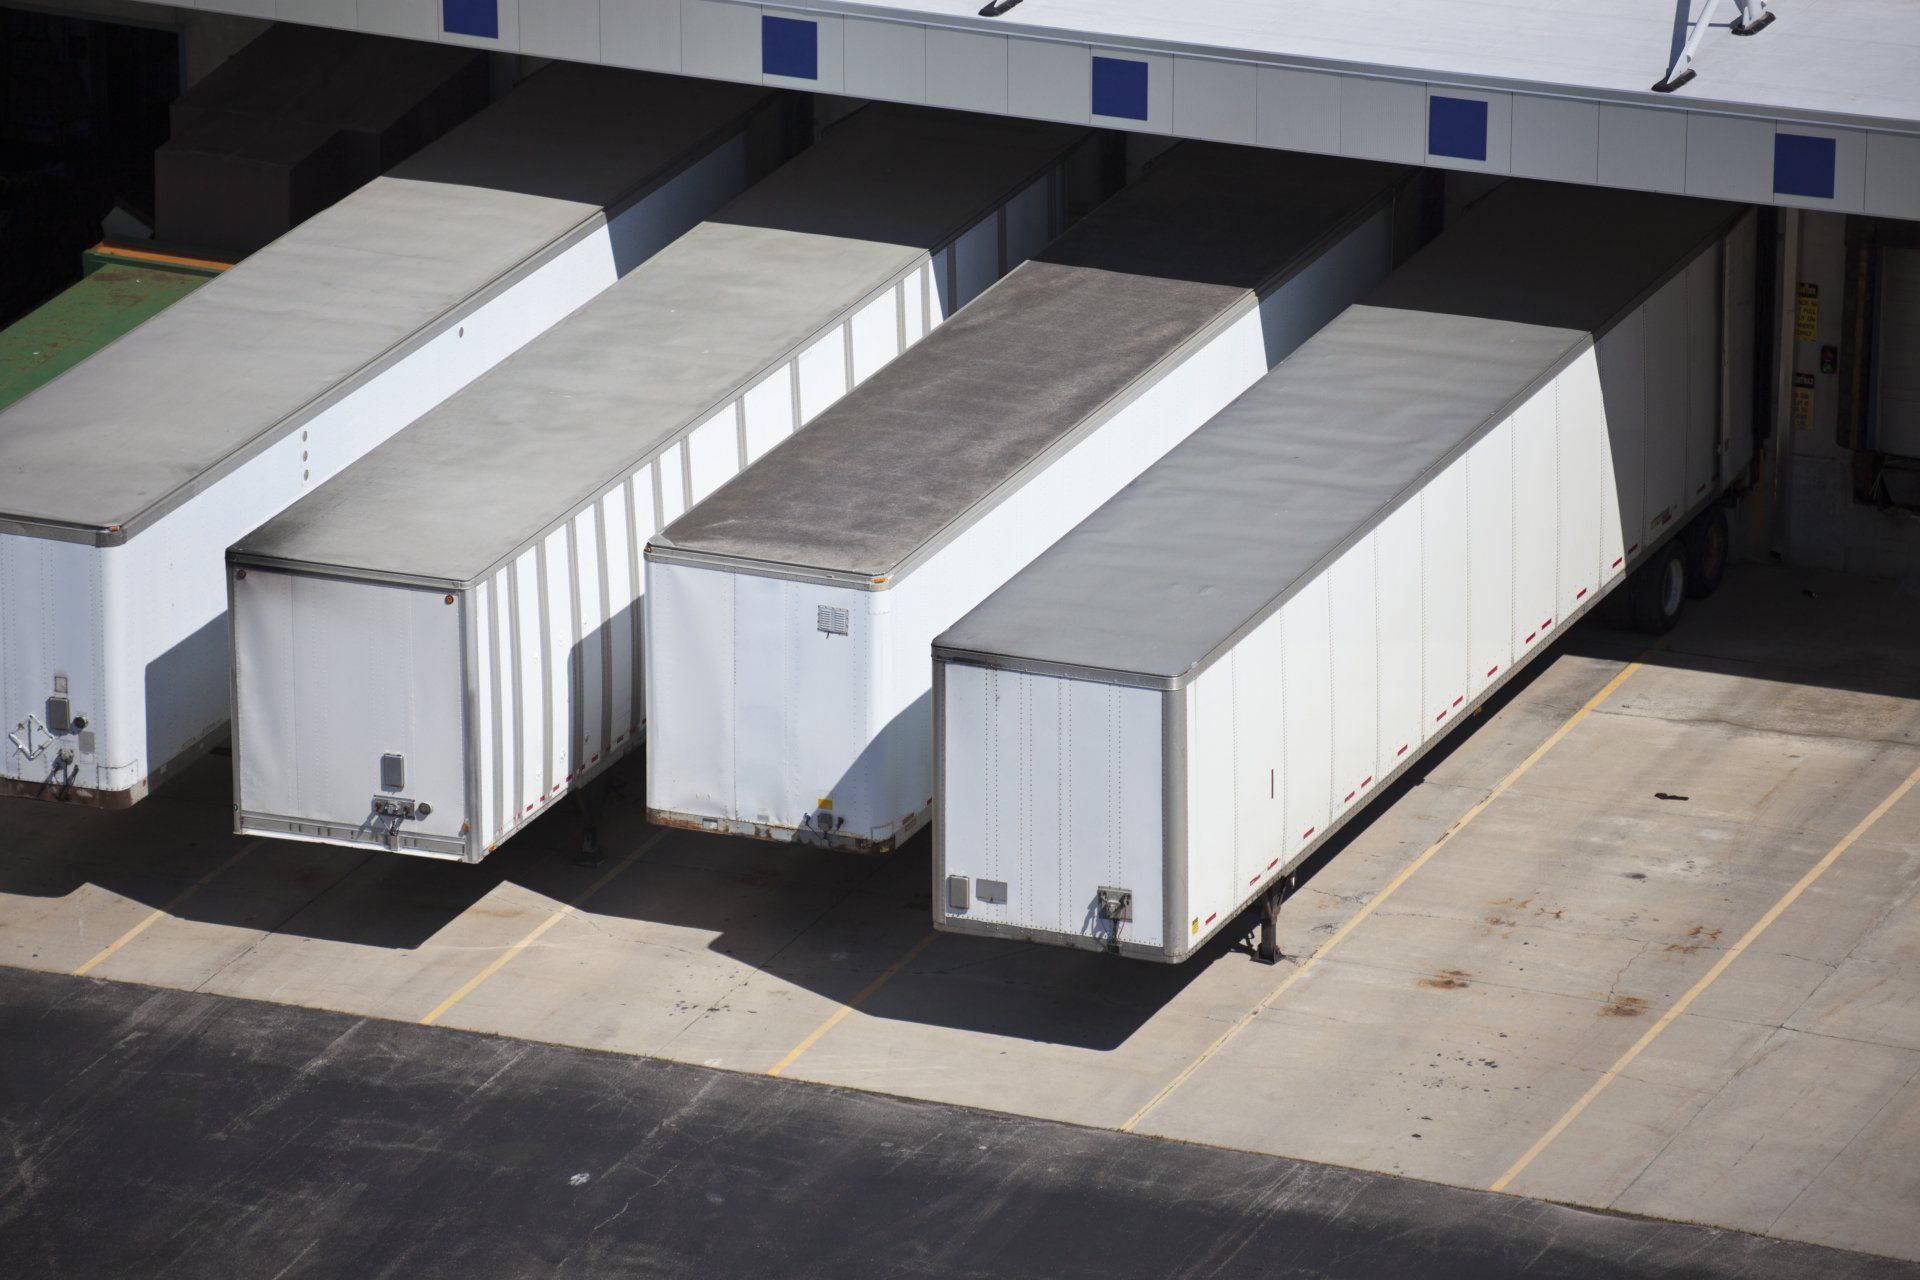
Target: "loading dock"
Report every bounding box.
[4,564,1915,1264]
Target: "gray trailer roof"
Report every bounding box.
[0,66,773,544]
[230,107,1088,587]
[650,146,1410,582]
[934,183,1742,687]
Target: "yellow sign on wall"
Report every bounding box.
[1795,283,1819,343]
[1792,372,1816,430]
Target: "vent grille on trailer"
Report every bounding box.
[817,605,850,636]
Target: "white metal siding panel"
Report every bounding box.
[1465,417,1515,702]
[1327,540,1379,823]
[1684,112,1774,203]
[1510,386,1559,660]
[1642,274,1689,537]
[1008,39,1090,126]
[1597,306,1648,561]
[1419,456,1470,743]
[1256,67,1340,155]
[926,28,1007,114]
[682,0,759,81]
[521,0,600,62]
[1174,57,1256,145]
[1373,498,1424,792]
[471,578,494,858]
[850,291,899,384]
[487,565,513,842]
[1229,632,1286,906]
[796,326,850,423]
[1338,76,1423,164]
[1598,104,1687,194]
[540,529,571,797]
[601,0,680,71]
[603,489,636,760]
[1556,349,1608,613]
[359,0,438,41]
[743,367,796,462]
[1280,576,1333,852]
[510,553,540,823]
[688,407,739,505]
[1865,132,1920,221]
[1684,251,1721,505]
[1187,655,1237,925]
[843,17,926,103]
[1511,95,1599,185]
[574,508,606,774]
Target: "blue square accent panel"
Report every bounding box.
[1091,57,1150,122]
[762,15,819,80]
[442,0,497,39]
[1774,133,1837,199]
[1428,95,1488,162]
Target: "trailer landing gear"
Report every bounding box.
[572,788,602,868]
[1250,875,1297,966]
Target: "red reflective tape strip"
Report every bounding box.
[1205,913,1217,925]
[1487,665,1498,677]
[1397,744,1409,756]
[615,734,626,744]
[1344,791,1356,803]
[1628,544,1639,554]
[1453,696,1464,707]
[1302,827,1316,840]
[1362,776,1373,788]
[1612,557,1624,569]
[525,804,535,812]
[1543,618,1553,629]
[1526,632,1537,643]
[1576,588,1588,599]
[1250,873,1260,885]
[1267,857,1280,870]
[1436,710,1448,722]
[1696,484,1706,494]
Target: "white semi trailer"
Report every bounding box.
[225,107,1094,859]
[931,182,1757,961]
[644,147,1422,853]
[0,66,786,807]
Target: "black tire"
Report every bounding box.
[1682,506,1730,599]
[1629,543,1688,634]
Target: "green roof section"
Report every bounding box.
[0,243,231,414]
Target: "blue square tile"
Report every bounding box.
[1091,56,1149,121]
[1774,133,1837,199]
[1428,95,1488,162]
[442,0,497,39]
[762,15,818,80]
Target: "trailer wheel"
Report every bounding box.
[1629,544,1688,634]
[1683,507,1729,599]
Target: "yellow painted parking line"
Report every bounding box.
[1121,652,1654,1134]
[72,840,262,978]
[768,931,938,1077]
[418,830,665,1027]
[1489,759,1920,1194]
